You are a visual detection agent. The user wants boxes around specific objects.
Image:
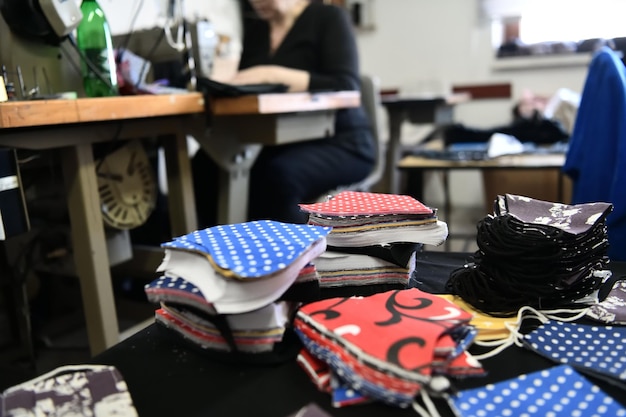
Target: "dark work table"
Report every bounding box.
[93,253,626,417]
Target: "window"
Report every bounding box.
[482,0,626,56]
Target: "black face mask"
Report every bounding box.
[446,194,613,317]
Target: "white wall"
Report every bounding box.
[99,0,234,34]
[102,0,590,122]
[100,0,242,52]
[353,0,589,209]
[355,0,588,123]
[103,0,591,208]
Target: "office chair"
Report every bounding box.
[318,74,385,200]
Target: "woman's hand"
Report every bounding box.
[229,65,310,92]
[229,65,275,85]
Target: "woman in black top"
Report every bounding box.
[232,0,376,223]
[191,0,376,226]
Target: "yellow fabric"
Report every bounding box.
[437,294,518,341]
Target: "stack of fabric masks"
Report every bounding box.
[446,194,613,317]
[299,191,447,296]
[293,288,484,408]
[144,220,331,357]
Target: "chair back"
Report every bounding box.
[355,73,385,191]
[313,74,385,202]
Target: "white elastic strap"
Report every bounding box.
[472,305,591,360]
[412,389,443,417]
[163,0,186,51]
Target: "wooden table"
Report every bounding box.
[0,90,358,354]
[202,90,360,224]
[92,256,626,417]
[381,93,470,194]
[398,153,568,247]
[0,93,206,355]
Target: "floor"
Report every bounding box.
[0,270,156,392]
[0,205,483,393]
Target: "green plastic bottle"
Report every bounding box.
[76,0,118,97]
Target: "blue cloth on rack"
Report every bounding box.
[563,46,626,261]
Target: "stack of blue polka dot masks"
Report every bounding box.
[157,220,331,314]
[145,220,331,357]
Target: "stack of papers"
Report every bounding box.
[144,220,331,354]
[294,288,484,408]
[299,191,447,294]
[447,194,613,316]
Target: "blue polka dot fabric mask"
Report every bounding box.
[523,320,626,388]
[163,221,331,278]
[448,364,626,417]
[158,221,331,314]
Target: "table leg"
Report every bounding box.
[197,120,261,225]
[434,105,454,125]
[62,143,119,355]
[384,110,404,194]
[441,170,452,251]
[161,132,198,236]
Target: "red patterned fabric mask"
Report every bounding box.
[294,288,483,407]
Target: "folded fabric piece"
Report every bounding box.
[314,250,413,289]
[447,194,612,316]
[448,365,626,417]
[327,242,422,269]
[1,365,138,417]
[330,373,370,408]
[297,348,331,392]
[499,193,612,235]
[409,251,474,294]
[300,190,434,217]
[299,191,448,247]
[524,320,626,389]
[437,294,517,342]
[587,279,626,324]
[280,263,322,303]
[154,300,296,353]
[145,264,321,315]
[316,244,420,294]
[321,221,448,247]
[294,288,483,408]
[157,221,331,314]
[147,221,331,363]
[145,275,217,315]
